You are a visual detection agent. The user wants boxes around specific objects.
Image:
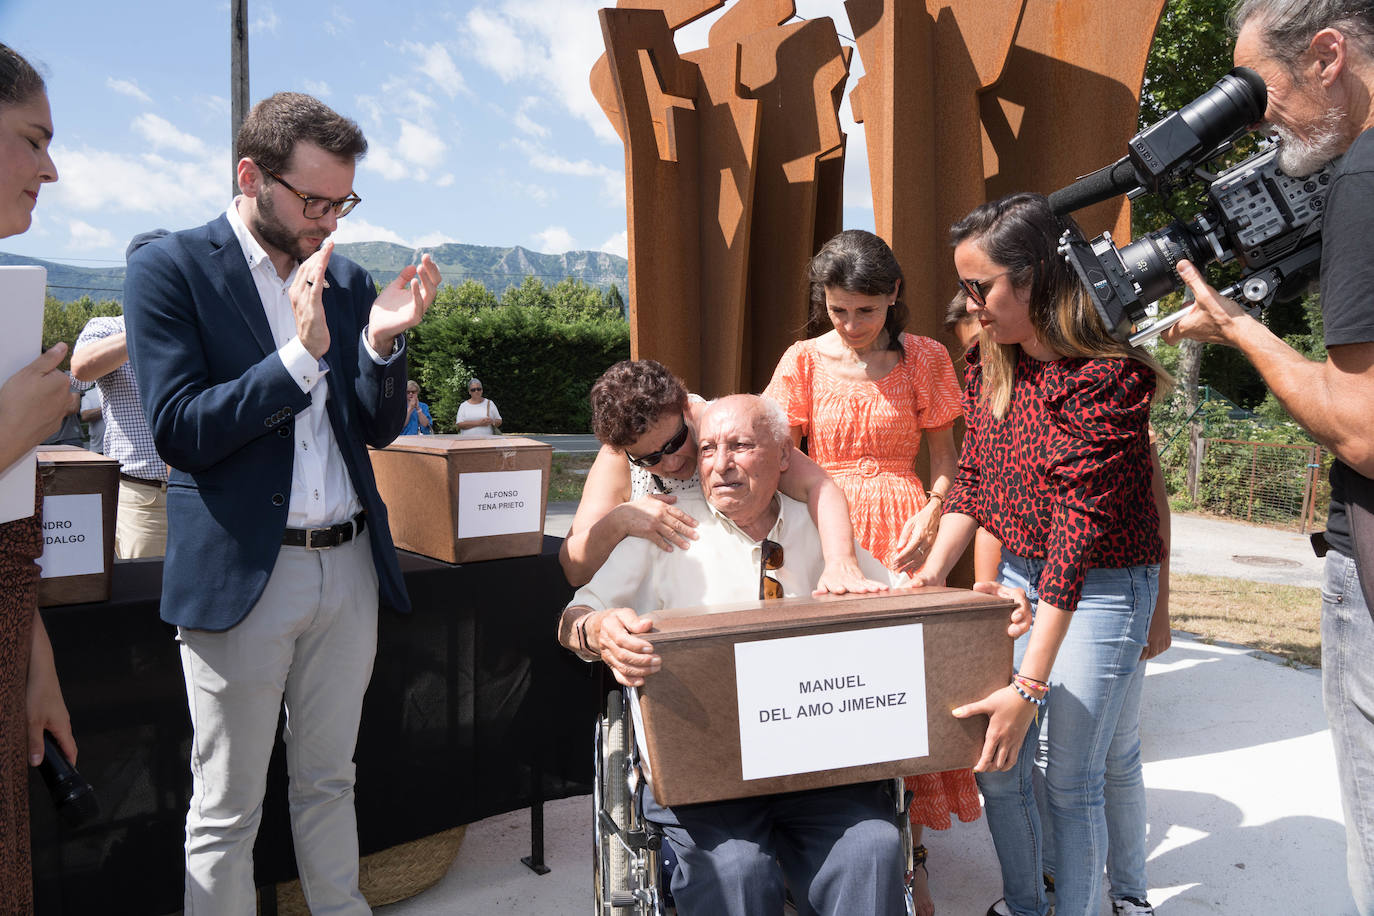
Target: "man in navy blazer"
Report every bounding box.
[123,92,440,915]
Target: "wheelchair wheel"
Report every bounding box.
[594,690,635,914]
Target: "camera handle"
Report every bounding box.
[1128,240,1323,347]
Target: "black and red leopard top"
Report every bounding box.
[944,344,1164,612]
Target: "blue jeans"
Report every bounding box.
[1322,549,1374,916]
[977,554,1157,916]
[1036,656,1150,903]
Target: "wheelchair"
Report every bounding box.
[593,687,919,916]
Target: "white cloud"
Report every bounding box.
[514,139,623,204]
[514,181,552,204]
[399,41,467,98]
[397,119,447,169]
[513,96,548,138]
[49,145,227,217]
[330,216,409,246]
[106,78,151,104]
[132,114,208,157]
[251,5,279,35]
[435,174,455,188]
[360,144,411,181]
[600,229,628,258]
[67,219,117,251]
[463,1,619,144]
[303,80,332,98]
[197,94,230,117]
[324,7,355,36]
[533,225,575,253]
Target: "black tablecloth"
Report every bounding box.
[28,537,595,915]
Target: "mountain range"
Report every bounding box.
[0,241,629,303]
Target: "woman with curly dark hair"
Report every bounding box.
[558,358,882,595]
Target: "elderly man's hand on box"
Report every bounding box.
[587,608,662,687]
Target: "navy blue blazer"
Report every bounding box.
[123,214,410,630]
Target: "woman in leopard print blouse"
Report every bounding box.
[915,193,1167,916]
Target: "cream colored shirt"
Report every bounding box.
[570,490,899,617]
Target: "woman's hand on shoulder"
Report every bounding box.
[813,559,888,597]
[615,493,699,552]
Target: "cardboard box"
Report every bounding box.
[370,435,552,563]
[636,587,1015,806]
[35,446,119,607]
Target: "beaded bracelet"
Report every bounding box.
[1011,680,1047,709]
[1013,675,1049,697]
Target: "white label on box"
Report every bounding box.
[36,493,104,579]
[457,469,543,538]
[734,623,928,781]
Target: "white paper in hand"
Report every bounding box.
[0,266,48,524]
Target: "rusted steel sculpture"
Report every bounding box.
[593,0,1167,395]
[592,0,849,396]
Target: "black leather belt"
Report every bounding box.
[282,512,366,549]
[119,472,167,489]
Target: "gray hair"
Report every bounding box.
[468,378,482,389]
[1232,0,1374,68]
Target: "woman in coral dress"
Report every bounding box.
[765,229,972,916]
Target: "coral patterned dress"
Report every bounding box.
[765,332,982,830]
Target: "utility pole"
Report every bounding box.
[230,0,249,197]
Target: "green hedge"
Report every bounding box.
[407,296,630,434]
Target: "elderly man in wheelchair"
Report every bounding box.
[558,395,1026,915]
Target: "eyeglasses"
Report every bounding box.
[626,420,690,468]
[257,163,362,219]
[759,539,784,600]
[469,387,482,392]
[958,268,1016,306]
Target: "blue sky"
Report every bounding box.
[0,0,873,270]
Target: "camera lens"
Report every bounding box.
[1178,67,1268,155]
[1117,221,1209,303]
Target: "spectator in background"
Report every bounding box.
[71,306,168,559]
[79,386,103,452]
[400,380,433,435]
[456,377,501,436]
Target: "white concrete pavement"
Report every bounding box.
[376,509,1356,915]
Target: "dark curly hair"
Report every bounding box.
[590,359,688,448]
[807,229,909,354]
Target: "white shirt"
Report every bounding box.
[227,201,393,528]
[456,397,501,436]
[571,491,898,617]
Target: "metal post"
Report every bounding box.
[230,0,250,196]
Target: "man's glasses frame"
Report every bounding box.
[626,419,690,469]
[759,539,784,600]
[957,268,1015,306]
[257,162,362,220]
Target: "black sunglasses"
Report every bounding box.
[626,420,690,468]
[759,539,784,600]
[957,268,1015,306]
[257,162,362,220]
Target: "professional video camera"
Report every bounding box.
[1049,67,1335,346]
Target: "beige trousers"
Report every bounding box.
[115,478,168,559]
[178,534,379,916]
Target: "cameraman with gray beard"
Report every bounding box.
[1164,3,1374,911]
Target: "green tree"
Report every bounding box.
[500,275,551,309]
[42,295,122,370]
